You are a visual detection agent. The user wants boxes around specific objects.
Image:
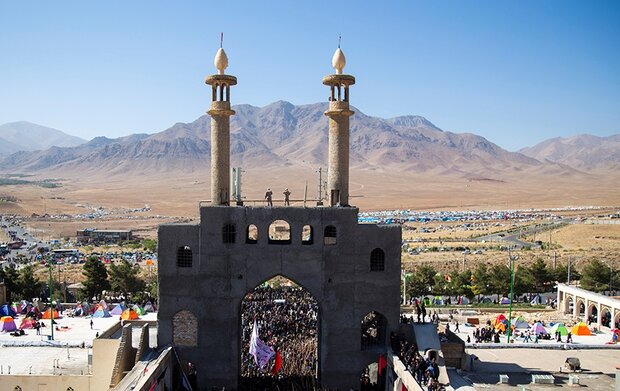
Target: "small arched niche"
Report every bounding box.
[269,220,291,244]
[302,224,313,245]
[246,224,258,244]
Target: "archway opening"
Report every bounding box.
[601,308,611,328]
[614,312,620,329]
[565,295,574,315]
[578,301,585,317]
[269,220,291,244]
[361,311,387,351]
[588,305,598,325]
[239,275,319,390]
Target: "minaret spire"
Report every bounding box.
[323,42,355,207]
[205,36,237,205]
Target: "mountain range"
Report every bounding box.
[0,121,86,156]
[0,102,618,178]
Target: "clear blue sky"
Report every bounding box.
[1,1,619,151]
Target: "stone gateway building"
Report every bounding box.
[158,45,401,389]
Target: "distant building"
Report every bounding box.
[77,229,132,244]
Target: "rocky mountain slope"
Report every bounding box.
[0,121,86,155]
[0,102,610,179]
[520,134,620,170]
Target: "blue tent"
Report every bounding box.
[93,308,111,318]
[0,304,17,317]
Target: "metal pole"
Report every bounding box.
[507,248,515,343]
[567,257,571,285]
[49,264,54,341]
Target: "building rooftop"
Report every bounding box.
[0,312,157,375]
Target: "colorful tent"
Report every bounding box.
[41,308,60,319]
[132,305,146,316]
[511,316,530,329]
[19,317,37,329]
[0,316,17,332]
[0,304,17,317]
[121,309,139,320]
[493,314,507,329]
[500,297,511,305]
[571,322,592,336]
[110,304,125,316]
[93,306,111,318]
[530,322,547,335]
[549,323,569,336]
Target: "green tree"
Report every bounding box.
[82,256,110,301]
[513,266,534,297]
[108,260,146,298]
[550,263,581,283]
[581,259,614,293]
[448,270,475,301]
[142,239,157,253]
[18,265,43,301]
[0,266,20,301]
[488,264,511,301]
[471,263,490,301]
[528,258,553,293]
[407,265,436,298]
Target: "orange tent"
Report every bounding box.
[121,309,139,320]
[42,309,60,319]
[493,314,507,328]
[571,322,591,336]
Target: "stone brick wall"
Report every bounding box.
[173,310,198,347]
[135,324,150,364]
[109,324,137,388]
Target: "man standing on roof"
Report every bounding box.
[283,188,291,206]
[265,189,273,207]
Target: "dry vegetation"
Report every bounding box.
[403,220,620,275]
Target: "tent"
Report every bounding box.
[549,323,569,336]
[511,316,530,329]
[493,314,507,329]
[143,302,157,313]
[19,317,37,329]
[98,300,108,310]
[110,304,125,316]
[0,304,17,317]
[0,316,17,332]
[17,300,31,314]
[93,306,111,318]
[41,308,60,319]
[132,305,146,316]
[530,322,547,335]
[73,304,86,317]
[530,294,543,305]
[121,309,139,320]
[571,322,592,336]
[500,297,511,305]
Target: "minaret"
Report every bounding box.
[205,43,237,205]
[323,45,355,207]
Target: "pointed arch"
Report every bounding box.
[361,310,387,350]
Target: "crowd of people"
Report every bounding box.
[391,327,442,391]
[239,283,319,389]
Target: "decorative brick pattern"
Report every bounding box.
[173,310,198,347]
